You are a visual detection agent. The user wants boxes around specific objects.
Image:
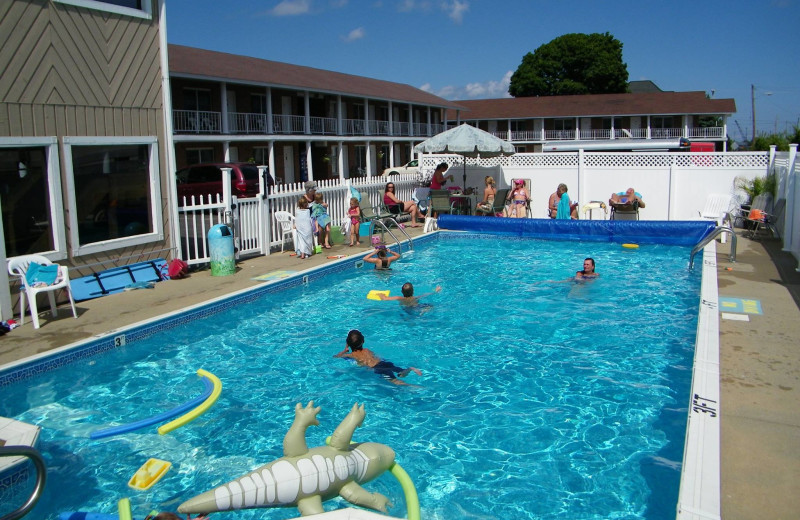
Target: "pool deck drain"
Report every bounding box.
[0,229,798,519]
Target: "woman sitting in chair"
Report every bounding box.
[383,182,422,227]
[475,176,497,216]
[506,179,530,218]
[548,183,578,219]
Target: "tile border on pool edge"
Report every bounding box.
[0,233,437,387]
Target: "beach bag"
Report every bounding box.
[167,258,189,279]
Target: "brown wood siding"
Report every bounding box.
[0,0,173,271]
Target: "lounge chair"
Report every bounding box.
[609,191,643,220]
[744,198,784,239]
[8,254,78,329]
[476,188,510,216]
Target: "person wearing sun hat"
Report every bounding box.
[506,178,530,218]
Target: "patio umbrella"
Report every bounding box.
[414,123,516,187]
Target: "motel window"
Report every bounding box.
[53,0,151,19]
[63,137,162,256]
[553,119,575,131]
[0,139,66,259]
[186,148,214,165]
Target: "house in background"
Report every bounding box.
[447,85,736,152]
[0,0,174,319]
[168,44,463,183]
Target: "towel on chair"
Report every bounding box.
[25,262,59,286]
[556,193,572,219]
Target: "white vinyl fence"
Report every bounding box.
[176,148,800,270]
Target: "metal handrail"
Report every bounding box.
[371,218,414,254]
[0,446,47,520]
[689,226,737,269]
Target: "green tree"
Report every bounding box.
[509,33,629,97]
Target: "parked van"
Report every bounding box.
[176,163,273,203]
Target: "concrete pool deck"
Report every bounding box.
[1,229,798,519]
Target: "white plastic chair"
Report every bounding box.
[7,254,78,329]
[699,193,734,243]
[274,211,296,252]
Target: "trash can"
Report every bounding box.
[208,224,235,276]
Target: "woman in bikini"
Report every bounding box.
[507,179,530,218]
[363,246,400,270]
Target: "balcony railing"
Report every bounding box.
[689,126,724,138]
[310,116,337,135]
[228,112,267,134]
[273,114,305,134]
[174,110,222,134]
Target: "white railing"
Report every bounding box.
[177,193,227,264]
[651,128,683,139]
[273,114,305,134]
[581,129,612,140]
[173,110,222,134]
[689,127,724,138]
[228,112,268,134]
[368,120,390,136]
[310,116,337,135]
[545,129,575,140]
[343,119,366,136]
[392,121,410,136]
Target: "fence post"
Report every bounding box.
[258,166,271,256]
[782,144,797,254]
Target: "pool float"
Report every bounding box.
[178,401,402,517]
[90,369,217,439]
[158,369,222,435]
[367,285,437,301]
[622,243,639,249]
[128,458,172,491]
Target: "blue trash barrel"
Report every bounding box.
[208,224,235,276]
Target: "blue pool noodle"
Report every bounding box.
[90,376,213,440]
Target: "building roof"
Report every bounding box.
[168,44,463,110]
[628,80,664,93]
[447,91,736,120]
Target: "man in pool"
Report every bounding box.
[334,329,422,385]
[575,258,598,280]
[377,282,441,313]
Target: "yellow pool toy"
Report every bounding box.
[366,290,390,301]
[128,458,172,491]
[158,368,222,435]
[622,243,639,249]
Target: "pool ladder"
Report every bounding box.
[372,217,414,254]
[0,446,47,520]
[688,225,736,269]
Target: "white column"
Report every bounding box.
[574,117,580,140]
[337,141,345,181]
[336,95,343,135]
[306,141,313,181]
[426,107,432,136]
[408,103,414,136]
[266,87,274,134]
[388,101,394,136]
[363,97,370,136]
[268,141,276,184]
[365,141,372,176]
[223,141,231,162]
[683,114,689,138]
[647,116,652,139]
[304,92,311,134]
[220,82,229,134]
[782,144,797,254]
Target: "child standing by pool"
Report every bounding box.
[295,197,314,259]
[348,197,361,247]
[312,192,332,249]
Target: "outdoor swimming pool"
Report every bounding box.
[1,234,703,520]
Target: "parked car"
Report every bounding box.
[381,160,418,177]
[176,163,273,202]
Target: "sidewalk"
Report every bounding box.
[715,236,800,520]
[1,231,798,518]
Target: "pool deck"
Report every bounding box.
[1,229,799,519]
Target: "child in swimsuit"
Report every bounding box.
[334,329,422,385]
[348,197,361,246]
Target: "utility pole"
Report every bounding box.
[751,84,756,147]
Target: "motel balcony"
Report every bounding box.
[172,110,445,138]
[490,126,726,142]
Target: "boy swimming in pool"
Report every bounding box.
[334,329,422,385]
[377,282,441,314]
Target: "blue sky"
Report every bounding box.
[165,0,799,140]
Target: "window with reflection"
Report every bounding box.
[0,147,54,256]
[71,144,153,246]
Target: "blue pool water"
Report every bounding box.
[1,235,701,520]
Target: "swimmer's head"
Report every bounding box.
[346,329,364,351]
[401,282,414,297]
[377,249,387,258]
